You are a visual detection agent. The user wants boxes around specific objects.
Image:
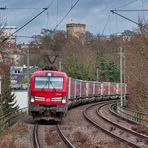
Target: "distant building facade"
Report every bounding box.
[0,26,23,65]
[2,26,16,43]
[10,65,39,89]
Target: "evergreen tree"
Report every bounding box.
[98,56,120,82]
[2,86,19,114]
[1,64,19,114]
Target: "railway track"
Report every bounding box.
[83,101,147,148]
[99,103,148,139]
[31,99,113,148]
[33,123,40,148]
[32,122,75,148]
[56,124,75,148]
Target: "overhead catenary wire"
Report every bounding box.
[0,7,44,10]
[16,35,36,39]
[1,0,56,44]
[1,8,47,44]
[101,13,111,35]
[112,9,148,12]
[141,0,145,18]
[56,0,59,25]
[110,0,148,35]
[53,0,80,30]
[102,0,140,36]
[71,0,73,8]
[111,10,140,26]
[3,0,79,43]
[110,10,148,32]
[115,14,119,34]
[46,11,50,29]
[115,0,139,10]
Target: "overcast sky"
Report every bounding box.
[0,0,148,43]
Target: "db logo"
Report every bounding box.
[46,99,50,102]
[56,93,62,95]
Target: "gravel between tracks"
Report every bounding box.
[101,104,137,131]
[99,103,148,147]
[0,102,137,148]
[61,103,131,148]
[37,122,67,148]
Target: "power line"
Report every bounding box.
[56,0,59,25]
[111,0,148,33]
[54,0,80,30]
[102,1,140,36]
[71,0,73,8]
[1,0,56,44]
[115,14,119,34]
[0,7,44,10]
[110,10,139,26]
[46,11,50,29]
[102,13,111,35]
[16,35,35,39]
[111,10,148,31]
[1,8,47,43]
[112,9,148,12]
[115,0,139,10]
[141,0,145,19]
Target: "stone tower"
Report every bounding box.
[66,23,86,42]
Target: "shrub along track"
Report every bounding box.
[84,101,147,148]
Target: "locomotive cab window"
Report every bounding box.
[35,76,64,89]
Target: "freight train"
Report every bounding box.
[28,68,127,121]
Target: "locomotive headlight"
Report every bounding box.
[31,97,35,103]
[47,73,52,76]
[62,97,66,104]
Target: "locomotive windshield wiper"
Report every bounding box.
[49,79,56,91]
[41,78,56,91]
[41,80,48,91]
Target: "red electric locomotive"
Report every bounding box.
[28,68,68,121]
[28,66,128,121]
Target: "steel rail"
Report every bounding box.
[33,123,40,148]
[83,102,142,148]
[56,124,75,148]
[109,103,148,138]
[31,96,121,148]
[109,103,140,125]
[32,122,75,148]
[112,103,148,126]
[97,103,148,139]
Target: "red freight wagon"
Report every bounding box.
[110,83,117,96]
[88,82,94,96]
[102,82,110,96]
[81,81,87,97]
[69,78,75,99]
[76,80,81,98]
[95,82,101,96]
